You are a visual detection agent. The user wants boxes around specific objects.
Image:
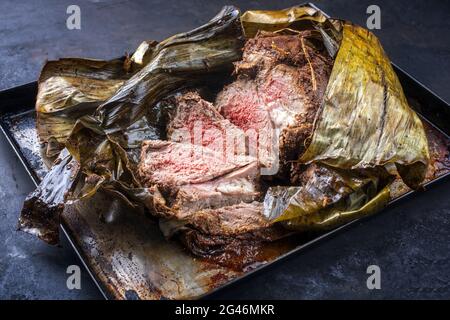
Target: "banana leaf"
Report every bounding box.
[95,7,242,132]
[36,37,163,163]
[241,5,429,228]
[25,57,138,243]
[263,164,392,231]
[299,23,429,189]
[124,40,159,73]
[19,149,79,244]
[36,57,133,161]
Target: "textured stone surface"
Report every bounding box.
[0,0,449,299]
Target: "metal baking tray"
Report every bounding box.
[1,4,449,300]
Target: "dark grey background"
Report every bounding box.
[0,0,449,299]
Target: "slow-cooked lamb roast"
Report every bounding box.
[20,5,433,276]
[136,32,333,265]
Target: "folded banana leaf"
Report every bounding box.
[36,57,132,162]
[299,23,429,189]
[26,42,159,243]
[263,164,392,231]
[20,6,243,244]
[241,5,429,228]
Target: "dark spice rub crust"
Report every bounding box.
[216,31,333,177]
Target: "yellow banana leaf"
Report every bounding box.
[263,164,392,231]
[300,23,429,189]
[241,5,429,229]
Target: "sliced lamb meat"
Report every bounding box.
[137,140,261,219]
[167,91,246,157]
[215,79,276,172]
[172,163,260,217]
[216,32,333,177]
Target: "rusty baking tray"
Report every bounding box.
[1,4,449,300]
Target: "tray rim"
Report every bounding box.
[0,2,449,300]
